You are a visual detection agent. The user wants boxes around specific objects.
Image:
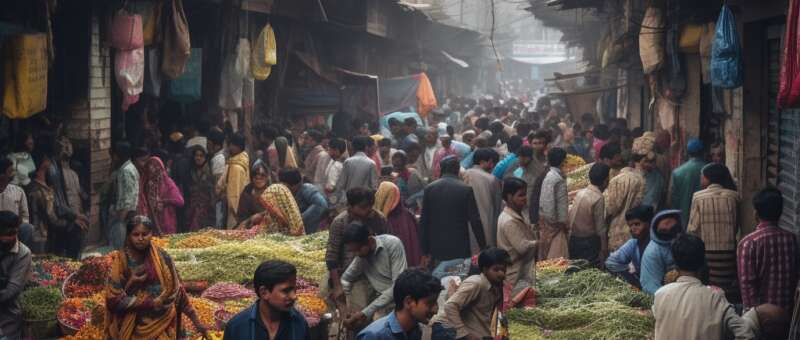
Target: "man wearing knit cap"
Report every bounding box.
[669,138,707,228]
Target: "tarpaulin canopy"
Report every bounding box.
[379,72,437,117]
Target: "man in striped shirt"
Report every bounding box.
[687,163,740,302]
[604,152,647,251]
[737,187,798,313]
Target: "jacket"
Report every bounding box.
[641,209,683,295]
[419,175,487,261]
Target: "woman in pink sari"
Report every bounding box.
[138,157,184,235]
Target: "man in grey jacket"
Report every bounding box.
[336,136,378,202]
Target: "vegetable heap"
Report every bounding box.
[20,286,62,321]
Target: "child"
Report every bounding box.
[604,205,654,288]
[567,163,610,265]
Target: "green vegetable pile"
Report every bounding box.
[536,268,653,309]
[20,286,62,320]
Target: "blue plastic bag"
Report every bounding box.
[711,5,742,88]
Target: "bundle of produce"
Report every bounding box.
[174,234,220,249]
[21,286,62,321]
[63,255,113,298]
[60,324,103,340]
[562,154,587,174]
[566,163,592,193]
[190,330,224,340]
[215,298,254,327]
[507,301,654,340]
[57,293,105,332]
[536,268,652,309]
[151,236,169,248]
[181,297,220,337]
[29,257,81,287]
[201,282,256,302]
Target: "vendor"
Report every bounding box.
[604,205,653,288]
[0,211,32,340]
[497,177,537,295]
[105,215,209,339]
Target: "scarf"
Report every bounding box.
[259,184,305,236]
[374,181,401,217]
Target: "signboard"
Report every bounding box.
[513,40,567,57]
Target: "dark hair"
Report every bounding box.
[347,187,375,207]
[125,215,155,235]
[489,121,505,134]
[517,145,533,158]
[328,138,347,153]
[278,168,302,186]
[114,141,133,161]
[516,122,532,139]
[475,117,490,131]
[393,269,443,309]
[207,128,225,146]
[30,152,50,178]
[702,163,737,191]
[306,129,324,144]
[133,147,150,160]
[352,136,370,152]
[507,135,523,154]
[254,260,297,293]
[388,118,401,127]
[403,141,422,153]
[473,148,499,166]
[403,118,418,127]
[0,211,21,233]
[478,247,510,271]
[588,163,610,187]
[378,138,392,148]
[631,153,647,163]
[599,143,621,161]
[631,127,644,139]
[440,156,460,176]
[671,234,706,272]
[230,133,246,149]
[502,177,527,201]
[530,129,551,144]
[547,147,567,167]
[13,132,32,153]
[0,158,13,174]
[688,146,704,159]
[261,126,279,140]
[625,205,654,224]
[446,125,455,138]
[342,222,371,245]
[593,124,610,140]
[753,187,783,222]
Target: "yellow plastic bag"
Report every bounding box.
[3,33,48,119]
[679,24,703,53]
[251,24,277,80]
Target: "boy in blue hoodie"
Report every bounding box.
[640,209,683,295]
[605,205,654,288]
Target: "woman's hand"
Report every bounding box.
[126,269,148,290]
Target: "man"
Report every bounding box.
[302,129,329,187]
[652,234,753,340]
[597,142,624,179]
[0,211,32,340]
[567,163,610,265]
[687,163,740,302]
[605,205,654,288]
[497,178,537,295]
[337,136,378,199]
[743,304,790,340]
[366,137,383,175]
[223,260,310,340]
[324,138,347,210]
[463,149,502,247]
[431,134,457,180]
[416,128,440,182]
[46,138,89,258]
[108,141,139,249]
[460,136,489,171]
[224,133,250,228]
[641,209,683,295]
[492,135,523,180]
[0,159,33,248]
[419,157,486,267]
[604,150,647,251]
[357,269,442,340]
[398,118,420,150]
[387,118,403,145]
[279,169,328,234]
[538,147,569,260]
[341,223,408,328]
[592,124,610,161]
[431,248,508,340]
[326,188,388,315]
[28,153,86,254]
[633,134,665,210]
[669,138,707,227]
[516,130,550,222]
[738,187,798,312]
[207,128,227,228]
[377,138,395,169]
[710,142,725,164]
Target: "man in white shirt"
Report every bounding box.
[207,129,227,228]
[325,138,347,210]
[0,158,33,247]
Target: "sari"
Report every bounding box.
[258,184,305,236]
[138,157,185,235]
[185,147,215,231]
[106,245,195,339]
[374,182,422,266]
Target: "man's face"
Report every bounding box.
[348,203,372,220]
[228,144,243,156]
[379,145,391,157]
[424,132,437,146]
[134,155,149,170]
[346,240,372,258]
[329,148,342,160]
[463,135,475,146]
[440,137,452,148]
[710,148,724,164]
[639,157,654,172]
[530,138,546,154]
[260,277,298,313]
[392,155,405,170]
[0,166,14,186]
[483,264,507,286]
[609,154,624,169]
[518,155,531,167]
[480,160,495,173]
[407,295,439,325]
[359,125,370,136]
[390,125,402,136]
[507,188,527,211]
[0,228,18,252]
[656,217,679,240]
[407,150,421,164]
[628,218,648,240]
[404,125,416,134]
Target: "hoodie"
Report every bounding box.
[641,209,683,295]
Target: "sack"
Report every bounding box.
[2,33,48,119]
[140,2,161,46]
[162,0,191,79]
[251,24,277,80]
[639,7,665,74]
[111,11,144,50]
[219,39,250,109]
[679,24,703,53]
[711,5,743,88]
[144,48,162,96]
[168,48,202,103]
[115,47,145,111]
[699,22,716,84]
[779,0,800,108]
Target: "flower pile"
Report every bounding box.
[63,255,112,298]
[29,257,80,287]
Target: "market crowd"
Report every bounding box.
[0,96,799,340]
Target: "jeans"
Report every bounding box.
[215,201,227,229]
[430,322,457,340]
[108,218,126,249]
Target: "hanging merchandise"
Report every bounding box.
[661,10,686,101]
[129,0,162,46]
[162,0,191,79]
[219,39,250,109]
[111,11,144,50]
[251,24,277,80]
[168,48,202,103]
[710,5,743,89]
[699,22,716,84]
[2,33,48,119]
[778,0,800,108]
[115,47,145,111]
[678,24,703,53]
[144,48,162,96]
[639,7,665,74]
[416,73,437,117]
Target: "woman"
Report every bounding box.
[256,183,305,236]
[185,146,215,231]
[391,150,425,211]
[106,215,209,339]
[236,163,271,228]
[138,157,184,235]
[374,181,422,266]
[274,136,299,169]
[7,132,35,186]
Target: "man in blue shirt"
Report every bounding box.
[357,269,443,340]
[280,168,329,234]
[491,135,523,179]
[224,260,311,340]
[605,205,654,289]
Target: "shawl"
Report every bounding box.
[259,184,305,236]
[373,181,422,266]
[374,181,401,217]
[139,157,184,235]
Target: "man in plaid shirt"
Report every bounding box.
[737,187,799,312]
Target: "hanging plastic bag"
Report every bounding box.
[2,33,48,119]
[639,7,665,74]
[111,11,144,50]
[251,24,277,80]
[168,48,202,103]
[219,39,250,109]
[115,47,145,111]
[778,0,800,108]
[710,5,743,88]
[162,0,191,79]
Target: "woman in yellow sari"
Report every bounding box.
[105,215,209,339]
[253,183,305,236]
